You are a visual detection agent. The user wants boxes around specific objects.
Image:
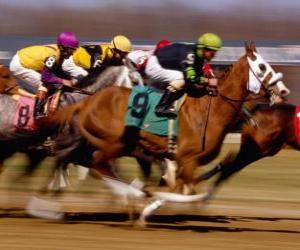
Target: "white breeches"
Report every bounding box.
[145,56,185,90]
[62,56,88,83]
[9,54,42,88]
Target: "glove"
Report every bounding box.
[207,78,218,86]
[204,78,218,96]
[206,85,218,96]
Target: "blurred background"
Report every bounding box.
[1,2,300,248]
[1,0,300,102]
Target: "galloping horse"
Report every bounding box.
[196,103,299,201]
[0,64,138,176]
[41,42,289,223]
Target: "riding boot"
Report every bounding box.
[34,97,46,119]
[34,89,47,119]
[155,89,181,118]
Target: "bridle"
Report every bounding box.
[216,51,284,113]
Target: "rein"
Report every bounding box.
[64,85,93,96]
[2,83,17,94]
[218,92,245,113]
[201,96,212,151]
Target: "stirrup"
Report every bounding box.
[34,113,46,120]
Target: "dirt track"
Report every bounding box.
[0,148,300,250]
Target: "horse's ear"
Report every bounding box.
[250,41,257,52]
[244,41,252,54]
[245,40,257,57]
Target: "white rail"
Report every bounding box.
[1,45,300,65]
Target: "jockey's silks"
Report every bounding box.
[72,44,113,70]
[17,45,60,72]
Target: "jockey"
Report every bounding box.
[154,39,171,53]
[144,33,222,118]
[9,31,79,94]
[125,39,171,84]
[9,31,79,118]
[62,35,132,82]
[35,32,79,118]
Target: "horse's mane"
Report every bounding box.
[219,64,233,80]
[75,65,130,91]
[251,102,296,114]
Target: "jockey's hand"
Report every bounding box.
[207,78,218,86]
[62,79,74,87]
[204,78,218,96]
[206,85,218,96]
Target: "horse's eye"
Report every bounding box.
[259,63,266,73]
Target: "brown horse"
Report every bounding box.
[0,64,18,95]
[197,103,299,201]
[78,42,287,182]
[40,42,289,223]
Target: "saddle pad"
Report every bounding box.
[294,106,300,146]
[126,86,182,136]
[13,96,36,131]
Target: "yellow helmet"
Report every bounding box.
[197,33,222,51]
[109,35,132,53]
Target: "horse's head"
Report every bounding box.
[0,64,18,94]
[245,41,290,104]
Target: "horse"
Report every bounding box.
[196,102,299,201]
[36,42,289,224]
[0,63,138,177]
[0,64,18,95]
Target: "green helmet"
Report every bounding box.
[197,33,222,51]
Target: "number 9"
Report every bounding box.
[131,93,149,118]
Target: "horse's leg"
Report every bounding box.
[92,149,147,224]
[20,150,47,178]
[0,161,4,175]
[177,157,199,193]
[136,157,152,181]
[137,199,166,227]
[216,127,285,189]
[196,163,223,182]
[26,158,65,220]
[92,150,117,178]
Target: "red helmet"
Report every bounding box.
[155,39,171,52]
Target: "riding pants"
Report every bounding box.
[145,55,185,90]
[9,54,42,90]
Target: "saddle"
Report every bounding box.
[126,86,186,136]
[12,89,62,131]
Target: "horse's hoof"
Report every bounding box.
[26,196,64,220]
[134,219,147,229]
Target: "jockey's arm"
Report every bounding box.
[62,56,88,84]
[41,56,73,88]
[182,51,205,86]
